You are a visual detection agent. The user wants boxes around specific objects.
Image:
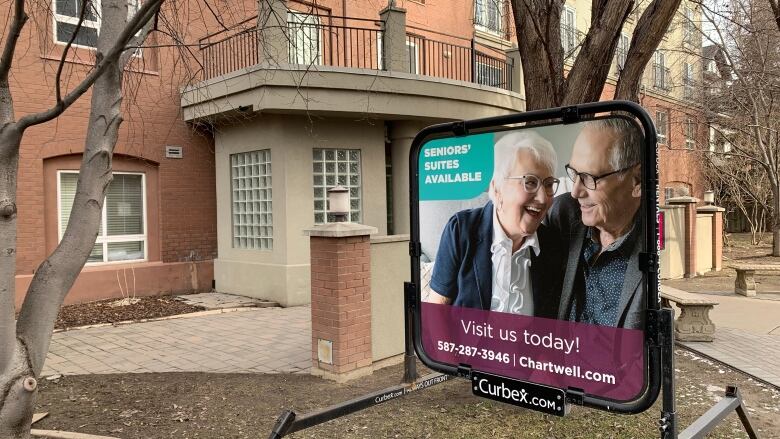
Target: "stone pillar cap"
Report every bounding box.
[667,196,699,204]
[304,222,378,237]
[379,5,407,14]
[697,205,726,212]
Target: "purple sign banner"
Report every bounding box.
[421,302,645,401]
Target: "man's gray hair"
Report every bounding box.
[490,130,558,200]
[583,118,643,173]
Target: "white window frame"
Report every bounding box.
[654,50,669,90]
[656,111,668,145]
[52,0,101,49]
[406,40,420,74]
[474,0,503,36]
[615,32,629,73]
[685,118,696,149]
[683,7,696,46]
[288,11,322,66]
[53,0,143,55]
[561,6,577,60]
[57,170,148,265]
[683,62,694,99]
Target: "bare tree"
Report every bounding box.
[697,0,780,255]
[511,0,684,109]
[0,0,165,435]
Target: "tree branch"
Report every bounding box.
[16,0,164,131]
[55,0,92,103]
[0,0,28,84]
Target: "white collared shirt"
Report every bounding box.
[490,208,539,315]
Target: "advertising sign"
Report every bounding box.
[410,102,661,413]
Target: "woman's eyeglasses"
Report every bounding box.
[506,175,560,196]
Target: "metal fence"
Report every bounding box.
[405,34,513,90]
[198,16,513,91]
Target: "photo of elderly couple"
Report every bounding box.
[420,117,646,330]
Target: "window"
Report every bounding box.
[706,59,717,73]
[58,171,146,264]
[53,0,141,49]
[655,111,668,145]
[475,0,503,36]
[288,11,321,65]
[615,33,629,73]
[407,40,420,74]
[313,149,361,223]
[561,7,577,60]
[685,118,696,149]
[653,50,670,91]
[476,62,503,87]
[231,150,273,250]
[683,62,694,99]
[53,0,100,47]
[683,7,696,46]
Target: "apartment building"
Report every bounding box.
[9,0,222,307]
[9,0,706,307]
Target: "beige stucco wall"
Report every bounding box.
[214,114,387,306]
[660,205,685,279]
[370,235,410,361]
[696,213,713,274]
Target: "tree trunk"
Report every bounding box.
[773,185,780,256]
[0,0,144,434]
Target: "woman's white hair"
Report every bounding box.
[490,130,558,201]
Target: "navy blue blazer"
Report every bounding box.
[429,201,562,318]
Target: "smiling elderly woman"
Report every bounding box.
[424,130,564,318]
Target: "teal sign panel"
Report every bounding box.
[419,133,494,200]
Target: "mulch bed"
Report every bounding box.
[53,295,206,330]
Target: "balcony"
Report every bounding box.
[197,14,514,92]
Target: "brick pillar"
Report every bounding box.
[305,222,377,382]
[669,196,698,278]
[698,205,725,272]
[379,5,409,72]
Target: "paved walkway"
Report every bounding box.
[42,289,780,391]
[663,285,780,389]
[43,306,311,377]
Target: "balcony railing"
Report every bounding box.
[405,34,513,90]
[198,16,513,91]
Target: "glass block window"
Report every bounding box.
[313,149,362,223]
[231,150,273,250]
[58,171,146,264]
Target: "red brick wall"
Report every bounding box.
[310,235,372,374]
[3,0,238,275]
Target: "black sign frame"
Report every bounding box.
[408,100,662,414]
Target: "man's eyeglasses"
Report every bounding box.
[564,163,639,190]
[506,175,560,196]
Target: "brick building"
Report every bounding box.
[10,0,706,306]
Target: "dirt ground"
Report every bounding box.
[664,233,780,299]
[51,295,206,330]
[34,350,779,439]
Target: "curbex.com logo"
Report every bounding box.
[471,370,567,417]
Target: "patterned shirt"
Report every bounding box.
[490,208,539,315]
[570,222,637,326]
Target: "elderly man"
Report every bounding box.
[546,118,644,329]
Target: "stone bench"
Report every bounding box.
[728,263,780,297]
[660,286,718,342]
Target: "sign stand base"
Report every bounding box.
[659,307,760,439]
